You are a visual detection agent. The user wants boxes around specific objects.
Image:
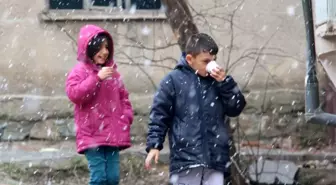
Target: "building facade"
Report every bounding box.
[0,0,312,141]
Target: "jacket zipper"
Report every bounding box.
[197,77,209,167]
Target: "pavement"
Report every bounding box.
[0,140,170,168]
[1,140,336,167]
[0,140,336,185]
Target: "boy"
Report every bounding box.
[145,33,246,185]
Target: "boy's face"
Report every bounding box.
[186,52,216,77]
[93,40,109,65]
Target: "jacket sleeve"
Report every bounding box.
[217,75,246,117]
[65,68,101,105]
[146,74,175,153]
[119,78,134,125]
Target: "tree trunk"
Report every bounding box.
[161,1,247,185]
[161,0,198,52]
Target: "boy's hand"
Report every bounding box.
[145,149,160,170]
[97,67,113,80]
[210,67,226,82]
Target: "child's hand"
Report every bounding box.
[98,67,113,80]
[145,149,160,170]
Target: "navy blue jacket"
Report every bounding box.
[146,53,246,174]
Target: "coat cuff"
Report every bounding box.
[217,75,237,91]
[145,143,163,153]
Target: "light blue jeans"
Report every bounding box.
[84,146,120,185]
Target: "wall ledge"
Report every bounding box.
[39,10,167,22]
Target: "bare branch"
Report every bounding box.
[38,11,77,54]
[111,31,178,51]
[226,0,245,73]
[116,61,173,70]
[118,51,158,90]
[241,30,279,91]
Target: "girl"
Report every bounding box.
[65,24,133,185]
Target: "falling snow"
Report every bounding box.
[0,1,332,184]
[287,5,295,16]
[141,26,151,35]
[129,4,137,14]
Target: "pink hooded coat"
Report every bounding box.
[65,25,133,154]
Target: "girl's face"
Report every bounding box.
[93,40,109,65]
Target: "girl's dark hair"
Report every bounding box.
[87,33,111,60]
[185,33,218,57]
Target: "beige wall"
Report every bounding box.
[0,0,307,117]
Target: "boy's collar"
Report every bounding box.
[182,52,187,58]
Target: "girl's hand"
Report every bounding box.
[98,67,113,80]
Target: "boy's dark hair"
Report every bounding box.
[185,33,218,57]
[87,33,111,60]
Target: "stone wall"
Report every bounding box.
[0,0,317,142]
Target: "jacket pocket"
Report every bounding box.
[89,107,106,135]
[115,114,131,143]
[211,119,229,148]
[176,116,201,149]
[79,114,94,136]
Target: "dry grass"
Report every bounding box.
[0,153,169,185]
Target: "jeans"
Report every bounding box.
[84,146,120,185]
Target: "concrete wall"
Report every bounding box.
[0,0,313,142]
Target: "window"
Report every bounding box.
[314,0,336,38]
[49,0,161,10]
[130,0,161,9]
[92,0,118,7]
[49,0,83,9]
[44,0,165,21]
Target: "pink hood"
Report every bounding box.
[77,24,114,63]
[66,24,133,154]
